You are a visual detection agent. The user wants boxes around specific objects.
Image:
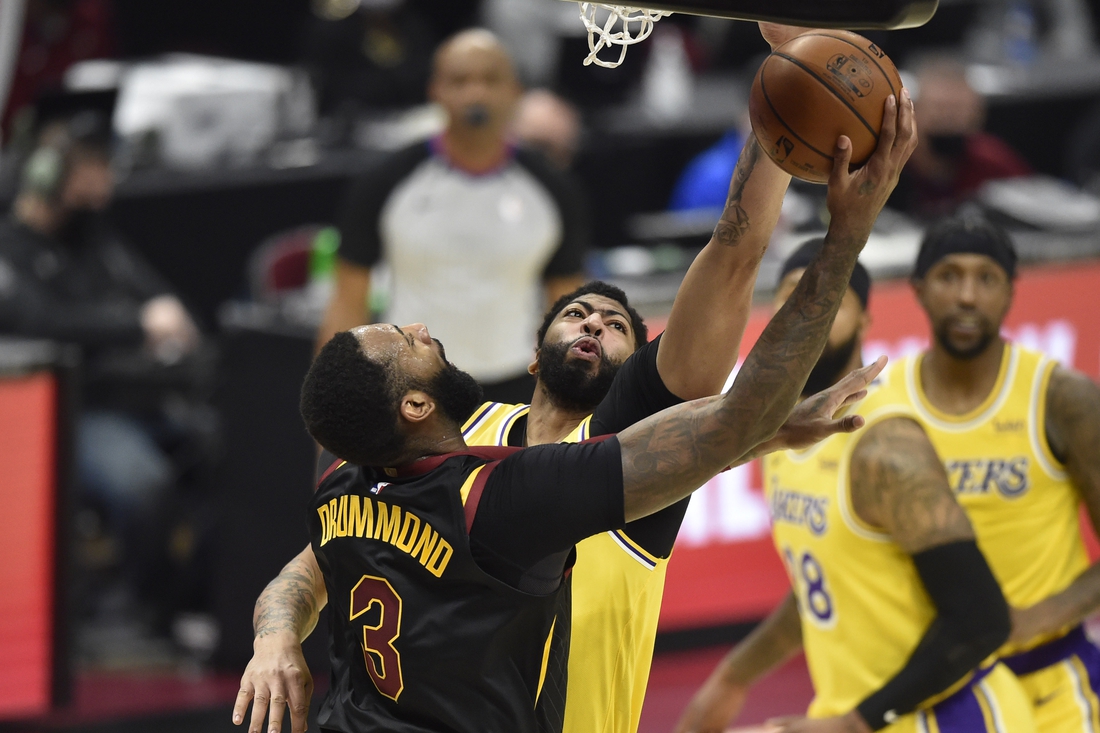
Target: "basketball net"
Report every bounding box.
[577,3,672,68]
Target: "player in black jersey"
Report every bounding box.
[232,30,917,733]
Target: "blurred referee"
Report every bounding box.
[318,29,588,404]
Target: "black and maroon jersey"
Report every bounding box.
[310,439,623,733]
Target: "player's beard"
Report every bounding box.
[802,332,859,398]
[933,314,999,361]
[537,339,622,413]
[423,361,485,426]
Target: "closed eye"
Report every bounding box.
[390,324,415,347]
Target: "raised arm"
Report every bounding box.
[656,25,814,401]
[233,545,328,733]
[618,89,915,521]
[656,133,791,399]
[1010,366,1100,644]
[676,592,803,733]
[830,418,1009,732]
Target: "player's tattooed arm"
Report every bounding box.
[675,592,803,733]
[1010,367,1100,644]
[656,134,792,401]
[737,358,886,464]
[253,544,328,642]
[712,137,763,247]
[234,545,326,733]
[657,85,914,404]
[620,226,867,520]
[849,418,974,553]
[845,419,1008,732]
[619,90,915,521]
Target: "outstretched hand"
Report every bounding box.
[826,89,918,244]
[233,636,313,733]
[769,356,888,453]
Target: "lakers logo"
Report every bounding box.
[770,479,829,536]
[826,54,874,98]
[946,457,1030,499]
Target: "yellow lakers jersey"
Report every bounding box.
[874,344,1088,654]
[764,392,942,719]
[462,401,667,733]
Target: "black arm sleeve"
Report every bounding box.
[469,437,625,591]
[336,142,431,268]
[855,540,1011,730]
[513,148,590,279]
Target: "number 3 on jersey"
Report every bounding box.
[350,575,405,701]
[782,546,836,628]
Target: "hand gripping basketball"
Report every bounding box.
[825,87,917,243]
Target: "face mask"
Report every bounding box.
[462,104,491,128]
[928,133,968,160]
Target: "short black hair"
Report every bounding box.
[913,215,1018,280]
[536,281,648,351]
[300,332,406,466]
[779,237,872,309]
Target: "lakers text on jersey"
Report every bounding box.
[764,387,1034,732]
[873,345,1100,732]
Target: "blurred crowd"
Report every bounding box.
[2,0,1100,674]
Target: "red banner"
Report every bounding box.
[0,373,57,718]
[658,260,1100,631]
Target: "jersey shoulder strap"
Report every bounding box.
[316,458,348,489]
[461,461,501,531]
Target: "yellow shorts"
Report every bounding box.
[1004,626,1100,733]
[883,663,1037,733]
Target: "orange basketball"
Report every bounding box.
[749,31,903,184]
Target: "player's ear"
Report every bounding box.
[399,390,436,424]
[528,350,540,377]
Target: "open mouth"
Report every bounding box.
[570,336,602,362]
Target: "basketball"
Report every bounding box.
[749,31,904,184]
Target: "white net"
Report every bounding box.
[577,3,673,68]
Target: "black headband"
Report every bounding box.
[778,238,871,309]
[913,217,1017,280]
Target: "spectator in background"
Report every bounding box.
[302,0,438,117]
[319,29,589,404]
[511,87,582,170]
[0,112,206,639]
[891,58,1032,218]
[668,125,746,211]
[2,0,116,141]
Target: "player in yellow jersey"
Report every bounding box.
[678,239,1035,733]
[232,23,917,733]
[865,216,1100,732]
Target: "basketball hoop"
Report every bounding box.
[567,0,942,69]
[577,3,672,68]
